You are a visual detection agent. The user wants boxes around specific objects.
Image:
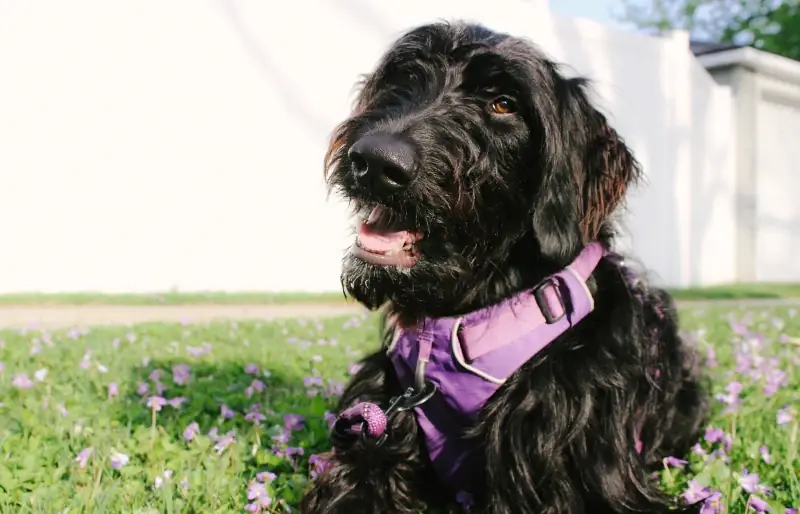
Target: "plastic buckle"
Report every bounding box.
[532,277,565,324]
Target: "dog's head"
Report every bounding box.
[326,22,641,321]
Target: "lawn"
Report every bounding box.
[0,307,798,513]
[0,282,798,306]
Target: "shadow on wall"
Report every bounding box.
[550,16,683,286]
[214,0,333,140]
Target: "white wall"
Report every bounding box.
[699,48,800,283]
[755,83,800,281]
[0,0,738,292]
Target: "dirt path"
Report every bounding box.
[0,298,796,330]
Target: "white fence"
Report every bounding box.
[0,0,791,293]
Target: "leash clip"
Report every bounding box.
[385,381,438,417]
[368,380,438,446]
[332,380,438,447]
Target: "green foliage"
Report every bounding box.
[618,0,800,60]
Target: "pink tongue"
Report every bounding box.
[358,222,410,253]
[357,207,411,253]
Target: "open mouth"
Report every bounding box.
[351,206,422,268]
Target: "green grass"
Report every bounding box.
[0,291,349,306]
[1,307,798,513]
[0,283,797,306]
[669,283,800,301]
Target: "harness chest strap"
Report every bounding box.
[334,242,605,442]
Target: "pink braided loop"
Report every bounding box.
[336,402,388,438]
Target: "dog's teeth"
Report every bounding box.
[366,207,382,224]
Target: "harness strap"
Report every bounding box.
[458,242,604,364]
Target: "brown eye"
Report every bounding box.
[489,96,517,115]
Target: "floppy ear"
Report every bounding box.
[530,76,640,264]
[579,109,641,243]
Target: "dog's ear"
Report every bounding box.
[579,107,641,244]
[530,76,640,264]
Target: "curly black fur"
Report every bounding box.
[300,21,708,514]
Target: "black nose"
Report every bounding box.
[348,133,418,191]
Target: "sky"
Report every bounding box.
[547,0,637,30]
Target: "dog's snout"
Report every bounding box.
[348,133,417,192]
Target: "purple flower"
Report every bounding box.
[716,381,743,412]
[172,364,191,385]
[245,480,272,512]
[186,343,212,358]
[213,430,236,454]
[304,376,324,388]
[326,380,345,398]
[220,404,235,419]
[760,445,771,464]
[110,451,129,470]
[256,471,276,483]
[692,443,707,456]
[777,407,794,426]
[284,414,305,431]
[149,370,162,382]
[245,363,260,375]
[682,480,711,504]
[183,422,200,442]
[0,362,4,373]
[271,429,291,446]
[136,381,149,396]
[245,379,266,398]
[74,447,93,468]
[154,469,173,489]
[286,446,304,457]
[323,411,337,429]
[705,347,718,368]
[700,491,723,514]
[247,481,269,500]
[664,456,688,469]
[167,396,186,408]
[12,373,34,389]
[308,454,331,480]
[108,382,119,398]
[767,371,788,393]
[785,508,797,514]
[749,496,770,512]
[147,396,168,412]
[704,427,725,444]
[80,350,92,369]
[740,468,769,495]
[245,412,266,424]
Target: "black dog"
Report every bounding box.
[300,21,708,514]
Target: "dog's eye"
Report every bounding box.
[488,96,517,115]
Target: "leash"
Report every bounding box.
[333,327,437,445]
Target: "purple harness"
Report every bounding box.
[335,242,605,494]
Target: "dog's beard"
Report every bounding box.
[340,253,401,310]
